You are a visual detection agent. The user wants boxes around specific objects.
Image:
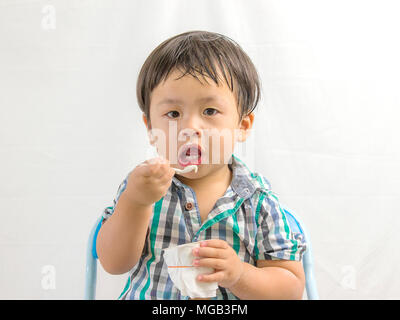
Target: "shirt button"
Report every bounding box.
[185,202,193,211]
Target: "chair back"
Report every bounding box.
[84,216,103,300]
[282,206,319,300]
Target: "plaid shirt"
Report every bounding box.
[101,154,306,300]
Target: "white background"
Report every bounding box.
[1,0,399,299]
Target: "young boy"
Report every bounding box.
[96,30,307,300]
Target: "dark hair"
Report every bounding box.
[136,30,261,126]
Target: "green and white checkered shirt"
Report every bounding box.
[101,154,306,300]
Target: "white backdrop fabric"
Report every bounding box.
[1,0,399,299]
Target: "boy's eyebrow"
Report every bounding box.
[156,95,221,106]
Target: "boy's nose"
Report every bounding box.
[180,127,201,139]
[179,117,202,139]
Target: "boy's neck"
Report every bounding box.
[176,164,233,195]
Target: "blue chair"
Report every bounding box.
[281,206,319,300]
[84,215,103,300]
[84,206,319,300]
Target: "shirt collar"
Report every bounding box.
[171,154,269,200]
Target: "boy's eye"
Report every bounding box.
[166,111,180,118]
[203,108,218,116]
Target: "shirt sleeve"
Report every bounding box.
[101,172,130,222]
[254,191,307,261]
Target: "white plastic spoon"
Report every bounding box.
[173,165,198,174]
[143,146,198,174]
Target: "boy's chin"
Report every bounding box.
[176,172,197,179]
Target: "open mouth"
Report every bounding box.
[178,143,202,167]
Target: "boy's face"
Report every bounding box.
[143,68,254,179]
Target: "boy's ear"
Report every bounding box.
[237,112,255,142]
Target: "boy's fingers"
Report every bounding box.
[193,247,227,259]
[193,257,226,270]
[136,162,150,176]
[139,158,169,178]
[154,162,174,179]
[169,167,177,178]
[200,239,229,249]
[139,162,159,177]
[158,169,175,185]
[147,157,162,165]
[197,271,225,283]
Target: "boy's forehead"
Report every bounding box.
[154,70,237,105]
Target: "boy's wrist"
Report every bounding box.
[119,192,153,216]
[227,261,246,292]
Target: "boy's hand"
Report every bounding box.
[124,157,176,208]
[192,240,244,289]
